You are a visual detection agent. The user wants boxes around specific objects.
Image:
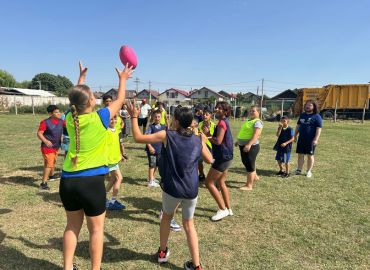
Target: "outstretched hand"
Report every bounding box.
[115,63,134,81]
[126,99,140,118]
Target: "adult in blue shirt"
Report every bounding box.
[294,100,322,178]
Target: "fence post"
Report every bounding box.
[31,96,35,115]
[14,96,17,115]
[334,97,339,123]
[281,99,284,117]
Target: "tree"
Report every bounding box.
[30,73,63,92]
[57,75,73,90]
[16,80,32,89]
[0,69,17,87]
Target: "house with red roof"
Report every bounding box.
[159,88,192,107]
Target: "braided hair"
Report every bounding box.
[68,85,91,166]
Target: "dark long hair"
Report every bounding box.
[304,100,318,114]
[174,107,193,136]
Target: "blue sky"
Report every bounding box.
[1,0,370,97]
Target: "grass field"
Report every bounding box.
[0,114,369,270]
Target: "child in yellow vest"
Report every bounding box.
[59,62,132,270]
[197,108,215,181]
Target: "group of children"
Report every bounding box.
[36,62,313,270]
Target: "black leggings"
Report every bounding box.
[239,144,260,172]
[59,175,106,217]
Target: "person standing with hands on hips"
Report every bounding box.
[294,100,322,178]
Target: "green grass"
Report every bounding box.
[0,114,369,270]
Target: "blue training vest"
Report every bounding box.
[145,124,166,154]
[273,126,294,153]
[159,130,202,199]
[41,118,63,149]
[212,118,234,162]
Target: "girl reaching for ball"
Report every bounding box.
[127,103,212,270]
[59,61,133,270]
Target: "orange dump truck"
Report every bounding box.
[294,84,370,119]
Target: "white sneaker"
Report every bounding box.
[170,218,182,232]
[211,209,229,221]
[148,180,160,187]
[306,171,312,178]
[153,178,160,184]
[228,208,234,216]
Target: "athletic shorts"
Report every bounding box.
[211,159,232,173]
[296,139,316,155]
[59,175,106,217]
[42,152,57,168]
[162,191,198,220]
[275,151,291,163]
[239,144,260,172]
[147,153,160,168]
[108,163,120,172]
[138,117,148,127]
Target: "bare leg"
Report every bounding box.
[105,173,114,194]
[277,161,283,172]
[240,171,256,191]
[160,211,174,251]
[148,167,155,181]
[86,212,106,270]
[111,169,123,198]
[42,167,52,183]
[285,163,290,174]
[297,154,305,171]
[205,168,226,210]
[63,210,84,270]
[183,218,200,267]
[198,161,205,177]
[307,155,314,172]
[218,171,231,209]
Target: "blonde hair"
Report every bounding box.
[68,85,91,166]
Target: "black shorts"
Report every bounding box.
[59,175,106,217]
[138,117,148,127]
[239,144,260,172]
[147,153,160,168]
[296,139,316,155]
[211,159,232,173]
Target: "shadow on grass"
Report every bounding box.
[37,191,63,206]
[8,232,183,269]
[229,167,277,177]
[18,165,45,172]
[0,209,12,215]
[0,229,60,270]
[123,176,149,187]
[125,145,146,151]
[0,175,39,188]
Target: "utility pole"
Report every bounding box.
[260,78,264,115]
[134,77,140,94]
[148,80,152,105]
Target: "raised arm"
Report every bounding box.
[77,61,88,85]
[108,64,133,119]
[127,100,167,144]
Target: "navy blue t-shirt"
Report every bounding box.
[297,113,322,140]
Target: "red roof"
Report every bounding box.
[162,88,190,97]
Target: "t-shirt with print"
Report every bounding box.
[297,113,322,140]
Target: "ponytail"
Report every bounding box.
[70,105,80,167]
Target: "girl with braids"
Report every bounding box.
[59,62,133,270]
[206,101,234,221]
[126,103,212,270]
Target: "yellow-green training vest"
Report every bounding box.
[63,111,108,172]
[160,109,166,125]
[237,118,261,140]
[107,116,122,165]
[198,121,215,149]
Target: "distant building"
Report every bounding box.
[190,87,225,103]
[218,91,238,103]
[102,88,137,100]
[136,89,159,104]
[270,89,299,100]
[0,87,56,97]
[158,88,191,107]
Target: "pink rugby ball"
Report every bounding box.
[119,45,138,69]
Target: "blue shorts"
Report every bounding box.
[275,151,291,163]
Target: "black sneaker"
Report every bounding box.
[40,182,50,190]
[184,260,202,270]
[276,170,284,176]
[198,174,205,182]
[282,173,290,178]
[295,169,302,175]
[72,263,78,270]
[48,174,60,181]
[157,247,170,263]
